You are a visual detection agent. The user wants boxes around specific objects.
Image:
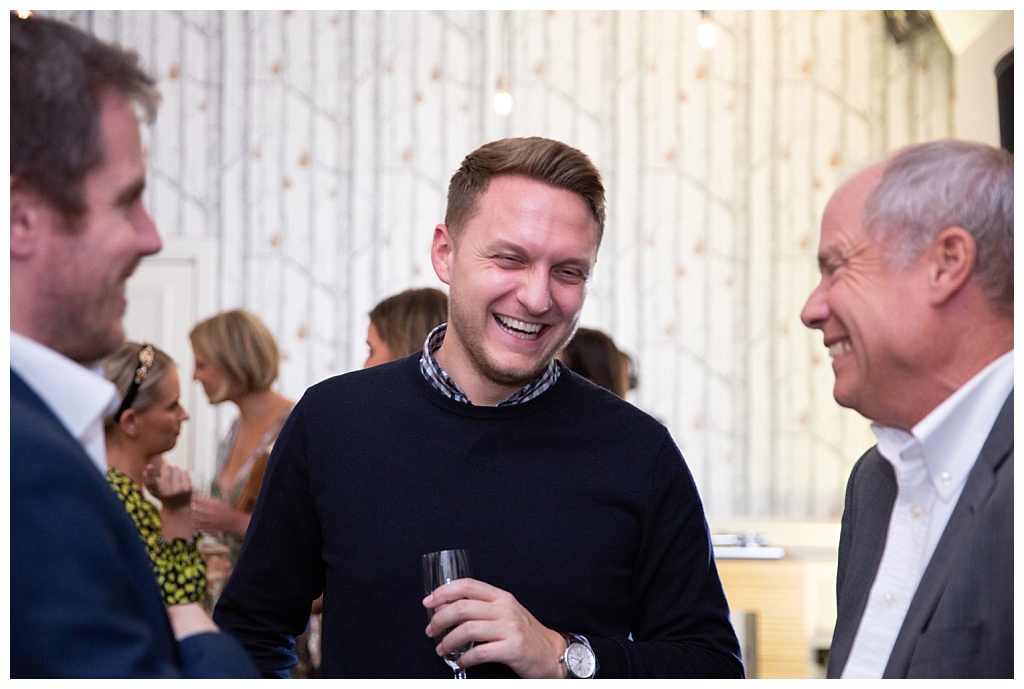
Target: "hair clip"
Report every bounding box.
[114,342,155,422]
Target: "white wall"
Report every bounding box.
[945,10,1013,145]
[46,10,962,520]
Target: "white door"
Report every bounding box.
[123,237,220,488]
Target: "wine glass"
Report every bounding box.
[423,548,474,679]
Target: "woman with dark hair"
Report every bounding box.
[557,327,629,398]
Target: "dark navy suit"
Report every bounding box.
[10,370,257,678]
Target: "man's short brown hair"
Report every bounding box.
[444,137,606,246]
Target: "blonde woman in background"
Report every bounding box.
[103,341,205,606]
[189,309,294,562]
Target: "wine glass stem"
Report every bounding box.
[454,667,467,679]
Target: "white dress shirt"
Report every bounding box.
[841,350,1014,678]
[10,332,120,474]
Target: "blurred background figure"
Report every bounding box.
[103,341,205,606]
[557,327,634,399]
[188,309,295,561]
[188,308,305,672]
[364,287,449,368]
[619,350,639,398]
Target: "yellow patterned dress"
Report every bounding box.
[106,467,206,605]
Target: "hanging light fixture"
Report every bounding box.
[698,10,717,50]
[493,12,514,116]
[493,74,514,116]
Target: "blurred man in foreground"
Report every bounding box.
[10,12,256,677]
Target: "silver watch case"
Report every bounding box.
[562,634,597,679]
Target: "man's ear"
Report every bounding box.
[10,177,46,259]
[430,224,454,286]
[926,226,976,306]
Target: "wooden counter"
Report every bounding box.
[717,554,836,679]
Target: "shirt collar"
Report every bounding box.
[10,332,120,471]
[418,323,560,406]
[872,350,1014,499]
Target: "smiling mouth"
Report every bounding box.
[495,315,543,341]
[828,341,852,358]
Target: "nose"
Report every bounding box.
[180,405,190,422]
[134,202,162,257]
[800,280,829,330]
[518,267,553,315]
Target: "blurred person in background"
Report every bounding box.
[103,341,205,606]
[188,308,295,562]
[189,308,304,673]
[364,287,449,368]
[557,326,629,398]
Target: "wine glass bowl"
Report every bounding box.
[422,548,473,679]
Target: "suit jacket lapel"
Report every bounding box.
[827,449,898,676]
[883,391,1014,677]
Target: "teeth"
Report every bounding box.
[496,315,542,340]
[829,341,852,358]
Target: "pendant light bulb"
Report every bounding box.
[698,11,717,50]
[493,75,514,116]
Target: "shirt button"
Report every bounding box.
[940,471,952,483]
[884,592,898,607]
[910,504,924,518]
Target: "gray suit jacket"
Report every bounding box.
[827,392,1013,678]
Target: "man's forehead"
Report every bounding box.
[830,160,887,210]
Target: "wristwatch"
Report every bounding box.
[559,633,598,679]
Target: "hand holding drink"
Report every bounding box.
[423,549,473,679]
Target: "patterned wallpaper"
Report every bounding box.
[46,10,953,520]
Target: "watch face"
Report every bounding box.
[567,642,596,678]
